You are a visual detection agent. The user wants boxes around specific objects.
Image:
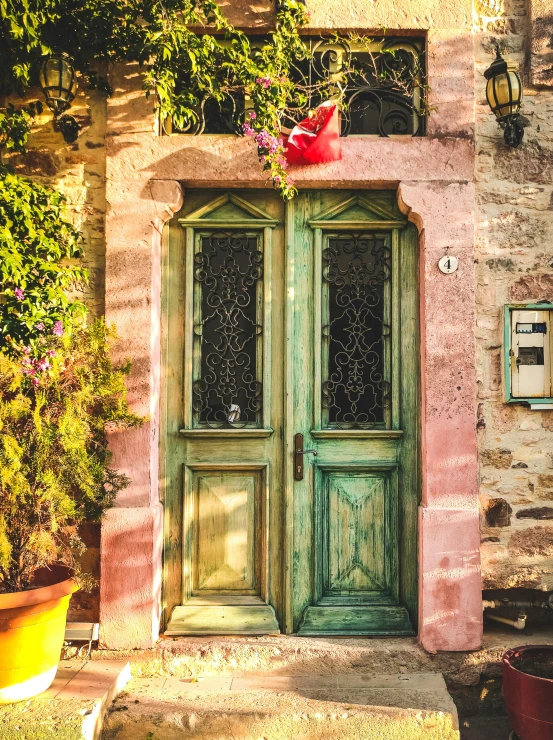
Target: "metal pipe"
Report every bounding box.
[486,612,527,630]
[482,595,553,611]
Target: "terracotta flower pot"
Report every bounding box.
[503,645,553,740]
[0,567,78,703]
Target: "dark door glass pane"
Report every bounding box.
[193,231,263,427]
[322,234,391,428]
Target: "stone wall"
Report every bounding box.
[474,0,553,591]
[3,81,108,620]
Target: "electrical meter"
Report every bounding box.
[505,304,553,407]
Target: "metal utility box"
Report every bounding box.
[504,304,553,406]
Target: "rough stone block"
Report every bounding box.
[481,448,513,469]
[481,495,513,527]
[531,0,553,86]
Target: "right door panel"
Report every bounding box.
[288,191,419,636]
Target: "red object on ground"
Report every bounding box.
[503,645,553,739]
[284,103,341,165]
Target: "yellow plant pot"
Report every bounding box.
[0,569,78,703]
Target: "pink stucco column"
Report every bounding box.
[99,62,183,648]
[100,175,183,649]
[399,182,482,652]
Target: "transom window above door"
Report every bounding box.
[164,36,426,138]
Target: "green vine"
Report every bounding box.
[0,0,310,198]
[0,161,87,362]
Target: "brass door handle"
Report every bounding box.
[294,433,318,481]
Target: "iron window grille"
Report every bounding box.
[163,36,426,138]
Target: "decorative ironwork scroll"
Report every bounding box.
[193,231,263,428]
[322,234,391,428]
[169,36,424,137]
[284,37,424,137]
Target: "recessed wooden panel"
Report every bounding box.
[193,471,261,594]
[320,468,397,601]
[326,474,387,594]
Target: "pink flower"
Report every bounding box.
[14,288,24,300]
[256,76,271,89]
[274,175,281,184]
[242,121,256,137]
[288,177,295,186]
[23,346,31,355]
[36,322,44,331]
[32,377,40,386]
[247,111,257,119]
[52,321,64,337]
[47,350,56,357]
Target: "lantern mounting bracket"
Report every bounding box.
[53,114,81,144]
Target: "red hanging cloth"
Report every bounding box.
[284,102,341,165]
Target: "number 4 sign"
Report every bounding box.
[438,255,458,274]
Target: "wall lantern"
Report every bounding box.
[484,47,524,148]
[38,53,81,143]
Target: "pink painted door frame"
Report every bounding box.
[100,52,481,651]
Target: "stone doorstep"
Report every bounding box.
[0,660,131,740]
[103,671,459,740]
[89,629,553,685]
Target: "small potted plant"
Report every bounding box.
[503,644,553,740]
[0,320,140,702]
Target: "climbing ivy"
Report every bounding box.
[0,164,87,360]
[0,0,310,197]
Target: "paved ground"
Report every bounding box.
[101,672,460,739]
[0,661,130,740]
[460,716,513,740]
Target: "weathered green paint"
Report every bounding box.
[166,603,279,636]
[162,191,285,635]
[290,192,419,635]
[298,605,414,636]
[162,190,419,636]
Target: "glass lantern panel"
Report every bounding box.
[487,72,521,118]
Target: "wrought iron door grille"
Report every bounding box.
[322,233,392,429]
[192,231,263,428]
[165,36,425,137]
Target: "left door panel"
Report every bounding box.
[162,191,284,635]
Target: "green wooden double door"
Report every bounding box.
[162,189,419,636]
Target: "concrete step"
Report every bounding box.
[0,660,130,740]
[90,627,553,689]
[102,672,459,740]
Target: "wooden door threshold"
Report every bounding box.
[298,605,414,636]
[165,599,280,636]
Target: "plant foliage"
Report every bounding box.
[0,0,310,197]
[1,2,429,197]
[0,166,87,358]
[0,320,140,592]
[0,72,139,596]
[0,320,141,593]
